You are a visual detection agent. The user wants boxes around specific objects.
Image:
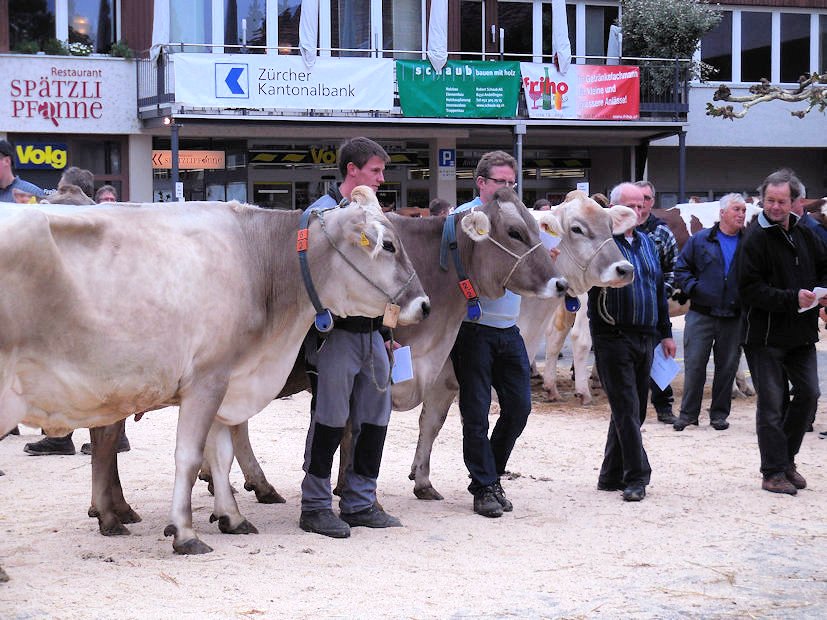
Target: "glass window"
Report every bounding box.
[9,0,56,51]
[701,10,732,82]
[382,0,423,59]
[821,15,827,73]
[585,5,618,64]
[741,12,771,83]
[67,0,117,53]
[498,2,532,60]
[460,1,482,60]
[170,0,213,48]
[780,13,810,83]
[542,4,576,63]
[278,0,301,53]
[331,0,371,57]
[225,0,267,52]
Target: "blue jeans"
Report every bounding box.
[743,343,820,477]
[450,323,531,494]
[593,331,654,487]
[679,310,743,423]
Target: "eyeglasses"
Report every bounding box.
[642,194,654,201]
[484,177,517,188]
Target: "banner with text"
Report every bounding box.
[520,63,640,120]
[397,60,521,118]
[173,54,395,111]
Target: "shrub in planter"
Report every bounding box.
[43,38,69,55]
[13,40,40,54]
[109,40,134,58]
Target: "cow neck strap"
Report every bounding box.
[440,212,482,322]
[561,234,615,279]
[297,202,344,332]
[485,235,544,289]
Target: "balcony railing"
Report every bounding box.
[137,44,690,123]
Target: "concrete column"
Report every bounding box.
[429,136,457,208]
[128,134,154,202]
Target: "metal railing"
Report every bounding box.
[137,44,690,122]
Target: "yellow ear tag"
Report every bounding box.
[544,227,559,237]
[27,196,37,204]
[360,232,370,246]
[476,228,488,235]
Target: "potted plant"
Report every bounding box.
[43,38,69,55]
[68,41,93,56]
[109,40,134,59]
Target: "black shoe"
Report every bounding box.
[473,486,504,518]
[622,485,646,502]
[299,509,351,538]
[820,430,827,437]
[656,410,676,424]
[23,435,75,456]
[597,480,626,492]
[673,417,699,432]
[80,434,130,455]
[340,503,402,529]
[492,480,513,512]
[710,419,730,431]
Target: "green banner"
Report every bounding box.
[396,60,521,118]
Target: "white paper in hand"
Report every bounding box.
[650,343,680,391]
[391,346,414,384]
[798,287,827,313]
[539,230,561,251]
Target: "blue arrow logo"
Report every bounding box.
[225,67,245,94]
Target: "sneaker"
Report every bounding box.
[492,480,513,512]
[340,503,402,529]
[785,464,807,490]
[656,410,676,424]
[673,417,699,432]
[473,486,504,518]
[23,435,75,456]
[622,485,646,502]
[710,419,730,431]
[299,509,351,538]
[761,473,797,495]
[80,433,131,455]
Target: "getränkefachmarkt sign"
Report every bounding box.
[396,60,521,118]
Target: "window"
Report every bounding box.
[459,1,482,60]
[741,12,771,82]
[780,13,810,83]
[331,0,371,56]
[9,0,56,51]
[498,2,532,60]
[382,0,423,59]
[821,15,827,73]
[585,5,618,64]
[224,0,266,52]
[68,0,117,53]
[170,0,213,48]
[278,0,301,53]
[701,10,732,82]
[542,4,576,63]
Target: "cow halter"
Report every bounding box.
[439,207,544,321]
[297,201,417,332]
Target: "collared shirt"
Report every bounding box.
[0,176,44,203]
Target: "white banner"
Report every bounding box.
[173,54,395,111]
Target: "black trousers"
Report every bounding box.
[593,331,654,487]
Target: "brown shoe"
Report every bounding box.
[762,473,797,495]
[785,464,807,490]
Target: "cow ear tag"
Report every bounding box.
[467,300,482,321]
[564,294,581,312]
[383,303,400,328]
[360,232,370,246]
[315,309,334,333]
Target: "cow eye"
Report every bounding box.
[382,241,396,253]
[508,228,524,242]
[571,225,584,235]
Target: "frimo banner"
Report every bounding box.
[520,63,640,120]
[173,54,395,111]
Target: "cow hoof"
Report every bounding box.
[88,505,99,518]
[117,508,142,524]
[576,393,593,406]
[245,483,286,504]
[0,566,9,583]
[414,486,444,501]
[172,538,213,555]
[99,521,131,537]
[163,524,177,537]
[211,514,259,535]
[197,471,212,484]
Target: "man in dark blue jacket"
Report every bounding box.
[738,169,827,495]
[673,193,747,432]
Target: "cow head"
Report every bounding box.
[460,187,566,299]
[311,185,430,325]
[544,190,635,295]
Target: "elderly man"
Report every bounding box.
[591,182,676,502]
[673,194,747,432]
[634,180,679,424]
[738,169,827,495]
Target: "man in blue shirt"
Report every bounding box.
[0,140,44,203]
[450,150,532,518]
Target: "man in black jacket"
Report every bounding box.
[738,169,827,495]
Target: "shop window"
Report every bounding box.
[542,4,576,63]
[331,0,371,56]
[741,12,771,83]
[254,182,294,209]
[701,10,732,82]
[68,0,117,53]
[382,0,422,59]
[170,0,213,48]
[9,0,56,51]
[278,0,301,53]
[585,5,618,64]
[780,13,810,84]
[225,0,266,51]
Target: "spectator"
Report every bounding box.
[591,182,675,502]
[634,180,679,424]
[95,184,118,203]
[58,166,94,199]
[738,169,826,495]
[673,193,748,432]
[0,139,44,202]
[532,198,551,211]
[590,193,610,208]
[428,198,451,217]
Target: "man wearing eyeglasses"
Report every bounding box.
[634,180,679,425]
[449,150,530,518]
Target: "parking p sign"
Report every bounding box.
[438,148,455,180]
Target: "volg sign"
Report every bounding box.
[13,143,68,170]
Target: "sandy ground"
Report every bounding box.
[2,333,827,618]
